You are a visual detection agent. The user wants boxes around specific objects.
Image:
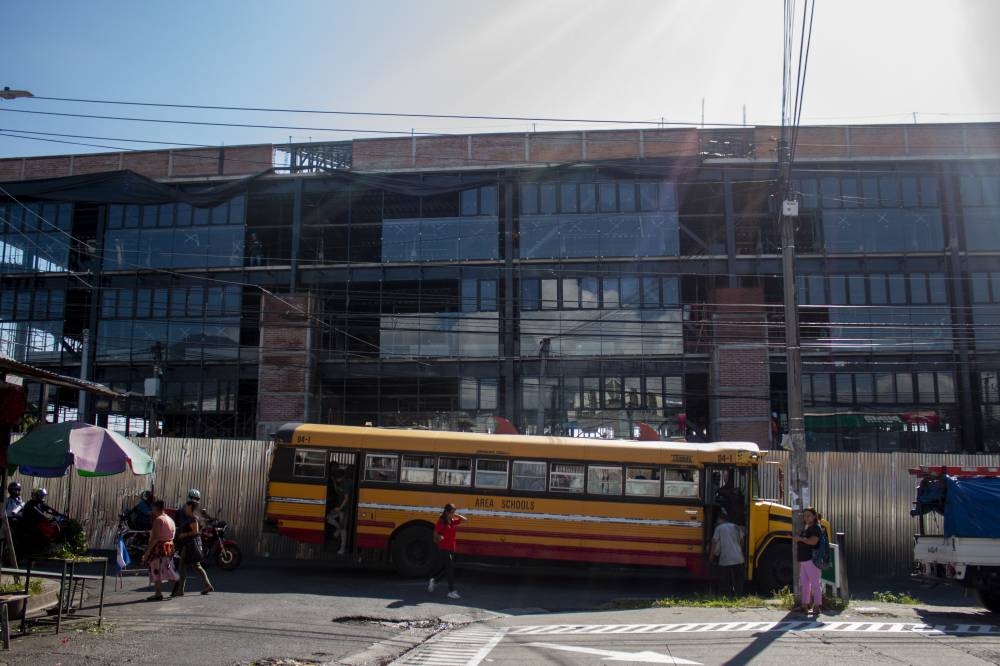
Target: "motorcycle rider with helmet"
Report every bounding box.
[129,490,155,530]
[186,488,216,522]
[20,488,66,554]
[4,482,24,518]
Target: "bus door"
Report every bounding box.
[325,451,359,552]
[704,465,749,561]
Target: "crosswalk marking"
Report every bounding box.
[507,621,1000,636]
[391,627,508,666]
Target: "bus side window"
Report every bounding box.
[293,449,326,478]
[626,467,661,497]
[475,459,509,489]
[400,455,435,484]
[437,456,472,487]
[664,468,699,498]
[512,460,546,491]
[550,463,585,493]
[587,465,623,495]
[364,454,399,482]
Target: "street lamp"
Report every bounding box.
[0,87,33,100]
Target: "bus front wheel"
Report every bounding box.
[756,542,793,594]
[391,524,440,578]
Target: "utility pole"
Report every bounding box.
[779,129,808,601]
[77,328,90,422]
[537,337,551,436]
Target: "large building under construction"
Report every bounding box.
[2,123,1000,452]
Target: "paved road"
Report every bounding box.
[4,562,997,665]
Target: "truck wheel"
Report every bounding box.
[978,588,1000,613]
[756,542,794,594]
[391,524,440,578]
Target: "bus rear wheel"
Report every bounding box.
[756,542,793,594]
[391,524,440,578]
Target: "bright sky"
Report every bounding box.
[2,0,999,158]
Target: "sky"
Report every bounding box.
[2,0,999,159]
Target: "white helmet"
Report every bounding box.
[187,488,201,502]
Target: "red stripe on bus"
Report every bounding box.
[356,533,390,550]
[458,540,706,571]
[278,526,324,544]
[460,526,701,546]
[357,520,396,530]
[268,514,326,524]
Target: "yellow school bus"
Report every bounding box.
[264,422,799,590]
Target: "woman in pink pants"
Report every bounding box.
[792,507,823,614]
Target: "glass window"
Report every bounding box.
[870,275,887,304]
[937,372,956,402]
[541,279,558,310]
[900,176,919,207]
[437,457,472,486]
[460,189,478,216]
[896,373,914,402]
[917,372,935,402]
[562,278,580,309]
[888,274,907,304]
[579,183,596,212]
[821,177,840,208]
[813,374,831,403]
[401,455,435,484]
[364,454,398,482]
[123,205,140,228]
[603,278,620,309]
[880,176,901,207]
[521,184,538,215]
[659,182,677,211]
[598,183,616,212]
[875,373,895,403]
[983,176,1000,207]
[620,277,640,308]
[855,373,874,402]
[639,182,659,211]
[848,275,866,304]
[587,466,623,495]
[292,449,326,478]
[581,277,599,309]
[625,467,661,496]
[835,374,853,404]
[642,277,660,307]
[511,460,546,491]
[929,274,948,303]
[829,275,846,305]
[663,468,699,498]
[480,379,497,410]
[549,463,585,493]
[141,204,158,228]
[521,279,540,310]
[910,274,928,304]
[560,184,577,213]
[862,177,879,207]
[662,278,679,306]
[475,459,508,489]
[618,183,636,212]
[540,184,557,214]
[479,280,497,312]
[919,176,939,207]
[175,203,192,227]
[480,186,497,216]
[841,177,859,208]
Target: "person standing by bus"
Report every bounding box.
[710,509,745,596]
[791,506,824,614]
[428,503,467,599]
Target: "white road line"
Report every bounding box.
[392,627,508,666]
[507,621,1000,636]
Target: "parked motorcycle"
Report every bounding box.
[116,509,150,566]
[199,518,242,571]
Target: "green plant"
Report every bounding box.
[0,580,43,595]
[872,590,920,604]
[61,518,89,555]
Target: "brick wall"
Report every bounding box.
[256,293,319,438]
[710,287,771,448]
[0,144,273,182]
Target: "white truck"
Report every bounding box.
[910,465,1000,613]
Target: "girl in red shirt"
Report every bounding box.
[428,503,467,599]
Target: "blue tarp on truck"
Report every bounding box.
[943,476,1000,538]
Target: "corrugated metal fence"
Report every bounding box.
[10,438,999,577]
